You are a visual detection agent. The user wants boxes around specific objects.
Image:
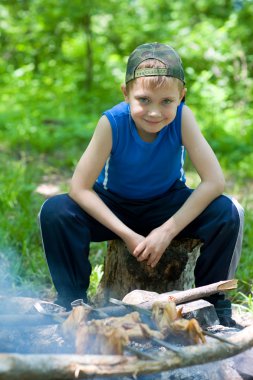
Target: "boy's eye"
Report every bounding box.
[163,99,172,105]
[138,97,149,104]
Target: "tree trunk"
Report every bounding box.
[96,238,202,304]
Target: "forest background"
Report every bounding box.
[0,0,252,308]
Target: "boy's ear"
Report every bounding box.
[121,84,129,102]
[180,87,187,102]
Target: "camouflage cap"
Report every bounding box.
[125,42,185,84]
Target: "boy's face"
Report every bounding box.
[122,78,185,142]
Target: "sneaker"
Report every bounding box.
[54,297,73,311]
[55,293,88,311]
[218,315,237,327]
[214,299,237,327]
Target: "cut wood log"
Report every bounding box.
[0,296,41,315]
[96,238,202,303]
[0,324,253,379]
[122,280,238,308]
[0,314,59,327]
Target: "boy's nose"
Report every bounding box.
[147,108,162,117]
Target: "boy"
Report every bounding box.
[39,43,244,326]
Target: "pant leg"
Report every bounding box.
[38,193,118,305]
[139,180,244,288]
[180,194,244,288]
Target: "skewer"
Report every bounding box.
[109,298,151,316]
[203,330,238,347]
[151,337,184,354]
[125,345,160,361]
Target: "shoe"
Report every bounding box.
[54,297,72,311]
[218,315,236,327]
[214,299,236,327]
[55,293,88,311]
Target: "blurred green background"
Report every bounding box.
[0,0,252,306]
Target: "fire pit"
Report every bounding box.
[0,283,253,380]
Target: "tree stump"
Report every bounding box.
[96,238,202,304]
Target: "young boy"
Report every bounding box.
[39,42,244,326]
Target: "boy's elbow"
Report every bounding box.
[68,187,76,201]
[205,174,225,197]
[216,175,225,194]
[69,181,91,202]
[69,182,80,201]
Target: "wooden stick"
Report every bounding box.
[124,280,238,308]
[160,279,238,305]
[0,324,252,379]
[109,298,152,315]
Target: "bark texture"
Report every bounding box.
[96,238,201,303]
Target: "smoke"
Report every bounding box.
[0,248,18,295]
[0,245,52,299]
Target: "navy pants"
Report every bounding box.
[39,180,244,306]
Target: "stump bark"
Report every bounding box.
[96,238,202,303]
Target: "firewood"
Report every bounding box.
[0,296,41,315]
[60,306,91,341]
[0,314,58,327]
[76,322,129,355]
[75,311,164,355]
[151,301,206,344]
[110,298,236,346]
[122,280,238,308]
[1,324,253,379]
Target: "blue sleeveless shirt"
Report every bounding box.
[96,101,186,200]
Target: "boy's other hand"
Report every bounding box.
[132,227,173,268]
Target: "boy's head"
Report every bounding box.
[125,42,185,94]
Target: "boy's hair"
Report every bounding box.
[125,42,185,85]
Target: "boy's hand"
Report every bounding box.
[123,231,146,255]
[132,227,174,268]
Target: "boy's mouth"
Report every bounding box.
[144,119,163,124]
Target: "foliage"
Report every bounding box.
[233,282,253,313]
[0,0,252,300]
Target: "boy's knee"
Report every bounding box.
[39,194,69,225]
[211,195,243,233]
[231,197,244,222]
[227,196,244,229]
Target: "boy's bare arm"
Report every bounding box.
[169,105,225,228]
[133,105,225,267]
[69,116,145,252]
